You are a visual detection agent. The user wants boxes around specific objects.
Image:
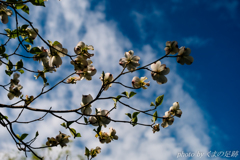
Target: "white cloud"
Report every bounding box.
[0,1,225,160]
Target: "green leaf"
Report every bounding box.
[5,70,13,76]
[21,5,29,14]
[85,147,90,158]
[97,126,102,134]
[113,95,122,103]
[25,38,34,44]
[30,0,45,7]
[6,60,13,70]
[47,40,52,45]
[0,45,5,54]
[16,134,21,140]
[75,133,81,137]
[131,117,138,126]
[30,47,42,54]
[84,117,88,124]
[121,91,129,97]
[153,111,158,123]
[125,113,131,119]
[52,41,61,46]
[18,69,24,74]
[60,122,67,128]
[2,53,8,60]
[69,128,81,138]
[20,133,28,140]
[132,112,140,118]
[155,95,164,107]
[129,91,136,98]
[150,102,155,107]
[15,59,23,70]
[35,131,39,137]
[67,121,74,128]
[0,115,8,120]
[20,25,29,31]
[24,44,31,51]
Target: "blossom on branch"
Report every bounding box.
[7,84,23,100]
[26,28,38,40]
[177,46,194,65]
[0,4,13,24]
[76,60,97,81]
[164,41,179,55]
[161,111,174,128]
[89,108,111,127]
[169,102,182,118]
[132,76,150,89]
[74,41,94,59]
[119,50,140,71]
[100,72,113,91]
[48,42,68,68]
[151,61,170,84]
[81,94,93,115]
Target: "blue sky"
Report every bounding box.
[0,0,239,159]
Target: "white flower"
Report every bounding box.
[169,102,182,118]
[74,41,94,58]
[100,73,113,91]
[152,124,160,133]
[81,94,93,115]
[7,84,22,100]
[41,57,56,72]
[10,73,20,85]
[151,61,170,84]
[55,132,70,148]
[71,55,88,72]
[25,28,38,40]
[48,42,68,68]
[89,108,111,127]
[164,41,179,55]
[109,127,118,140]
[119,50,140,71]
[132,76,150,89]
[0,4,13,24]
[161,111,174,128]
[76,60,97,81]
[66,76,80,84]
[177,46,194,65]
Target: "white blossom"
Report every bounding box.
[164,41,179,55]
[100,73,113,91]
[119,50,140,71]
[177,46,194,65]
[81,94,93,115]
[169,102,182,118]
[76,60,97,81]
[89,108,111,127]
[161,111,174,128]
[74,41,94,58]
[48,42,68,68]
[0,4,13,24]
[151,61,170,84]
[132,76,150,89]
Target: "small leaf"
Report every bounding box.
[18,69,24,74]
[30,47,42,54]
[6,60,13,70]
[125,113,131,119]
[121,91,129,97]
[52,41,61,46]
[25,38,34,44]
[155,95,164,107]
[153,111,158,123]
[35,131,39,137]
[132,112,140,118]
[0,45,5,54]
[69,128,79,138]
[30,0,45,7]
[67,121,74,128]
[47,40,52,45]
[84,117,88,124]
[21,5,29,14]
[131,117,138,126]
[129,91,136,98]
[5,70,13,76]
[16,134,21,140]
[15,59,23,70]
[85,147,90,157]
[75,133,81,137]
[20,24,29,30]
[150,102,155,107]
[60,122,67,128]
[20,133,28,140]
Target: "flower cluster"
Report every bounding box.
[85,146,101,159]
[96,127,118,144]
[25,28,38,40]
[161,102,182,128]
[152,124,160,133]
[89,108,111,127]
[119,50,140,71]
[0,4,13,24]
[7,73,23,100]
[69,41,97,82]
[46,132,70,148]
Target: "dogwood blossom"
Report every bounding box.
[7,84,23,100]
[89,108,111,127]
[177,46,194,65]
[74,41,94,59]
[0,4,13,24]
[71,55,88,72]
[132,76,150,89]
[10,73,20,86]
[100,73,113,91]
[48,42,68,68]
[161,111,174,128]
[46,132,70,148]
[164,41,179,55]
[119,50,140,71]
[152,124,160,133]
[66,76,80,84]
[33,47,48,62]
[169,102,182,118]
[109,127,118,140]
[151,61,170,84]
[81,94,93,115]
